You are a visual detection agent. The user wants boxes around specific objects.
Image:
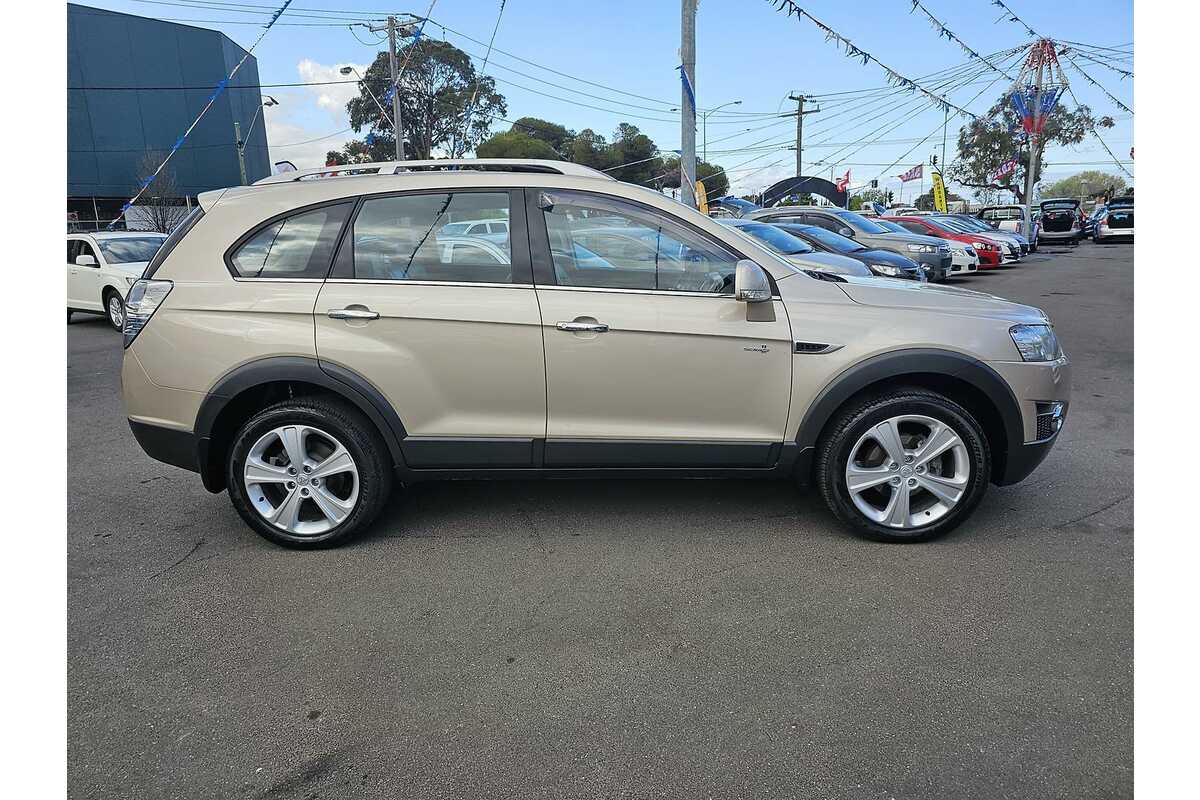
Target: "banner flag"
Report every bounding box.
[932,170,948,212]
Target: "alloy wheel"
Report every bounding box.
[243,424,359,536]
[844,414,970,529]
[107,296,124,329]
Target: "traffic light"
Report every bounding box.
[869,179,878,188]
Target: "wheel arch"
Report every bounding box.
[794,348,1023,485]
[193,356,407,493]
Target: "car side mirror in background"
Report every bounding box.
[75,254,97,267]
[839,227,855,238]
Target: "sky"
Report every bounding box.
[82,0,1134,201]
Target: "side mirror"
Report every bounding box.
[734,260,771,303]
[838,227,855,238]
[75,254,97,267]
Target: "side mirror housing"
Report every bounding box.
[734,260,772,303]
[838,227,855,238]
[75,254,97,267]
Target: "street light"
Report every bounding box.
[236,95,279,185]
[700,99,742,162]
[340,65,395,132]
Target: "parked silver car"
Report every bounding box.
[719,220,876,278]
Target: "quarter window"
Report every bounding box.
[230,203,352,279]
[541,192,739,294]
[338,192,513,283]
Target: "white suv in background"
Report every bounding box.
[67,232,166,330]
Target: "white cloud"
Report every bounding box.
[297,59,370,120]
[264,114,350,171]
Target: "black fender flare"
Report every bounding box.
[793,348,1024,480]
[193,356,407,490]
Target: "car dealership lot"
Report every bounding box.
[69,244,1132,799]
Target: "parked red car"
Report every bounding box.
[882,216,1003,269]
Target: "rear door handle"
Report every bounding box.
[556,321,609,333]
[327,307,380,320]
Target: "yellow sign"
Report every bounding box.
[931,170,948,213]
[696,180,708,213]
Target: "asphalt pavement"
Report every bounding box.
[68,242,1133,799]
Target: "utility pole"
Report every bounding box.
[680,0,697,208]
[368,16,408,161]
[1023,41,1047,240]
[787,93,820,178]
[234,121,247,185]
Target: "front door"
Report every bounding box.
[313,188,546,468]
[528,189,792,468]
[67,237,102,310]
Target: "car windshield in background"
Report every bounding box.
[832,210,888,234]
[873,219,907,234]
[734,223,814,255]
[97,237,166,264]
[789,224,866,254]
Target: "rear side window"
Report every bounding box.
[230,203,352,279]
[335,192,514,284]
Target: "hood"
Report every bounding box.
[832,273,1048,322]
[856,248,920,268]
[111,261,150,277]
[784,251,872,277]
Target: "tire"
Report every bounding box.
[226,396,393,549]
[814,389,991,543]
[104,290,125,332]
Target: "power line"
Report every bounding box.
[907,1,1017,81]
[1059,51,1133,114]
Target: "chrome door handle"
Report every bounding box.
[327,307,379,320]
[556,321,609,333]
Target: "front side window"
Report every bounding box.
[832,210,888,234]
[339,192,513,283]
[541,192,739,294]
[231,204,352,279]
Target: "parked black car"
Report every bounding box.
[771,222,926,281]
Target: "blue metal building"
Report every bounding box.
[68,3,270,227]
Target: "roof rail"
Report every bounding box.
[252,158,614,186]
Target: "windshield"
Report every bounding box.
[832,210,888,234]
[733,223,814,255]
[789,224,865,254]
[873,219,907,234]
[951,215,991,232]
[96,236,166,264]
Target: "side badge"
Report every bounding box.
[743,344,770,354]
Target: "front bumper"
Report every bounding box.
[986,355,1072,485]
[950,252,978,273]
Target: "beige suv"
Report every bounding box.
[122,159,1071,548]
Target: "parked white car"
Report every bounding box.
[945,240,980,275]
[67,232,167,330]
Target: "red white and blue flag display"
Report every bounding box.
[897,164,923,183]
[836,169,851,192]
[992,157,1019,183]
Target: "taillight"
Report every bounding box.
[123,279,173,348]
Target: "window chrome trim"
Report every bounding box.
[534,284,781,300]
[322,279,534,289]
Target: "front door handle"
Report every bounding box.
[327,307,380,321]
[556,320,609,333]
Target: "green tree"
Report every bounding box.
[947,93,1112,203]
[849,188,893,210]
[346,40,506,160]
[510,117,574,157]
[658,157,729,200]
[476,130,561,160]
[1042,170,1128,200]
[567,128,618,172]
[607,123,662,186]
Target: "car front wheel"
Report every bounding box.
[226,396,393,548]
[104,291,125,331]
[815,389,991,542]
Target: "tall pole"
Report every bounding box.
[234,121,247,185]
[941,106,948,171]
[387,16,404,161]
[680,0,697,208]
[787,93,820,180]
[1023,41,1046,240]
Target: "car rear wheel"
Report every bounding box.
[104,290,125,331]
[815,389,991,542]
[226,396,393,548]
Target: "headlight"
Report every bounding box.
[972,241,991,250]
[870,263,903,277]
[906,243,934,253]
[1009,324,1062,362]
[964,247,976,256]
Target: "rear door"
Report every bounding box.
[68,237,102,310]
[528,188,792,468]
[313,188,546,468]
